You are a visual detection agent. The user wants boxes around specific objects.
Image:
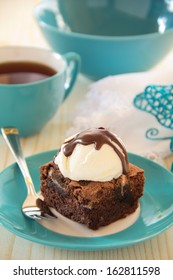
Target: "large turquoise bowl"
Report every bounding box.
[34,0,173,80]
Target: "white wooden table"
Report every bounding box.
[0,0,173,260]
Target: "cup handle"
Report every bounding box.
[63,52,80,100]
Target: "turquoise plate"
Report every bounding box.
[0,150,173,250]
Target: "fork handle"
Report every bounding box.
[1,127,37,196]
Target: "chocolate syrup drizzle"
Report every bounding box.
[63,127,129,174]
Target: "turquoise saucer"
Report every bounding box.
[0,150,173,250]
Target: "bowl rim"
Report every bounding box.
[34,0,173,41]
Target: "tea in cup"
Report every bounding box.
[0,46,80,136]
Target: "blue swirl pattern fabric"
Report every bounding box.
[133,85,173,130]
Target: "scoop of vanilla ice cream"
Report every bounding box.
[54,142,123,182]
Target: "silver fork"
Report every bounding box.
[1,127,56,220]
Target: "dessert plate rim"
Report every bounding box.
[0,149,173,251]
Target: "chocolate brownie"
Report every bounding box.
[40,161,144,230]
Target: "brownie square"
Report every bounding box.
[40,161,144,230]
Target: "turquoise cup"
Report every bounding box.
[0,46,80,136]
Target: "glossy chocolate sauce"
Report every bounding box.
[63,127,129,174]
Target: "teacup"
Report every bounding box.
[0,46,80,136]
